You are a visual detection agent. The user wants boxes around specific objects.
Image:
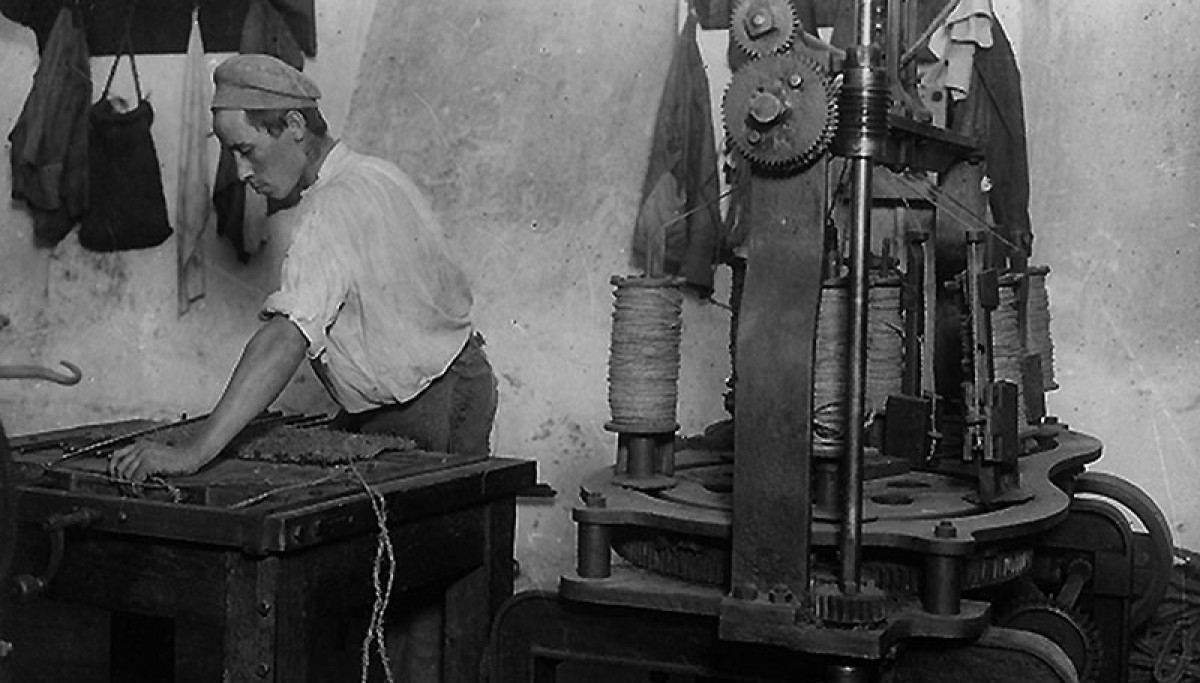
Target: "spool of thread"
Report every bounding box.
[993,278,1027,426]
[1025,266,1058,391]
[812,280,905,446]
[606,276,684,433]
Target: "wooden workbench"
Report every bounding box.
[3,421,535,683]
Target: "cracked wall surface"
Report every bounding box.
[1000,0,1200,549]
[0,0,1196,596]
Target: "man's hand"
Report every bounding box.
[107,441,206,483]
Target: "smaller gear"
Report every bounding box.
[809,579,894,626]
[723,52,838,172]
[730,0,800,59]
[997,599,1104,683]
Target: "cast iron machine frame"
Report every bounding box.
[489,1,1171,681]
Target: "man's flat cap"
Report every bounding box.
[212,54,321,110]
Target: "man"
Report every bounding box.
[109,53,496,479]
[109,53,496,680]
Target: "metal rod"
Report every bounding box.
[841,156,873,594]
[627,436,656,479]
[856,0,877,49]
[576,522,612,579]
[0,361,82,386]
[57,413,210,462]
[922,554,962,615]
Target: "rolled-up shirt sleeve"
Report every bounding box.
[261,211,349,359]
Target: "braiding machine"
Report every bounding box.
[489,1,1173,681]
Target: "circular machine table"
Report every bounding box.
[563,426,1103,613]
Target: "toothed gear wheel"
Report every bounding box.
[723,52,838,171]
[731,0,800,58]
[810,581,894,626]
[998,600,1104,683]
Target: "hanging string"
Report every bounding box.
[1026,266,1058,391]
[607,276,684,432]
[100,2,144,104]
[349,463,397,683]
[884,172,1023,256]
[220,462,397,682]
[812,281,905,444]
[651,184,738,236]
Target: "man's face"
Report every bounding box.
[213,109,307,201]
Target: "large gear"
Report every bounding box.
[998,600,1104,683]
[723,52,838,172]
[730,0,800,59]
[611,527,1032,594]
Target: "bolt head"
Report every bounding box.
[748,91,785,125]
[934,520,958,538]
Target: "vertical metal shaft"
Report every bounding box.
[838,0,884,597]
[841,157,872,594]
[856,0,876,45]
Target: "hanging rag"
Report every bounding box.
[631,11,723,296]
[78,28,173,252]
[176,8,212,315]
[241,0,311,68]
[212,0,313,262]
[948,18,1032,256]
[917,0,995,102]
[0,0,67,53]
[0,0,317,56]
[7,6,90,247]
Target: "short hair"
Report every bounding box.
[244,107,329,137]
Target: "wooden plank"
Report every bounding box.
[222,555,279,682]
[27,532,228,622]
[13,458,534,555]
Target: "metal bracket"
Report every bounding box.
[12,507,102,600]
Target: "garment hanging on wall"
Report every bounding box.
[7,6,90,247]
[241,0,308,67]
[212,0,309,262]
[917,0,994,102]
[948,18,1032,255]
[0,0,316,57]
[631,12,723,296]
[827,0,1032,256]
[177,8,212,314]
[79,31,173,252]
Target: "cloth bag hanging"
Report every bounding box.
[79,34,172,252]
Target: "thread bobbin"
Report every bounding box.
[605,275,684,491]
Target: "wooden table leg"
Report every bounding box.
[444,498,517,683]
[222,554,279,682]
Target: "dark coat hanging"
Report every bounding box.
[8,7,91,247]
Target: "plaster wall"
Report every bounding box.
[0,0,731,592]
[995,0,1200,551]
[2,0,1197,598]
[0,1,379,435]
[341,0,731,588]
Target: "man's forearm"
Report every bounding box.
[192,316,308,464]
